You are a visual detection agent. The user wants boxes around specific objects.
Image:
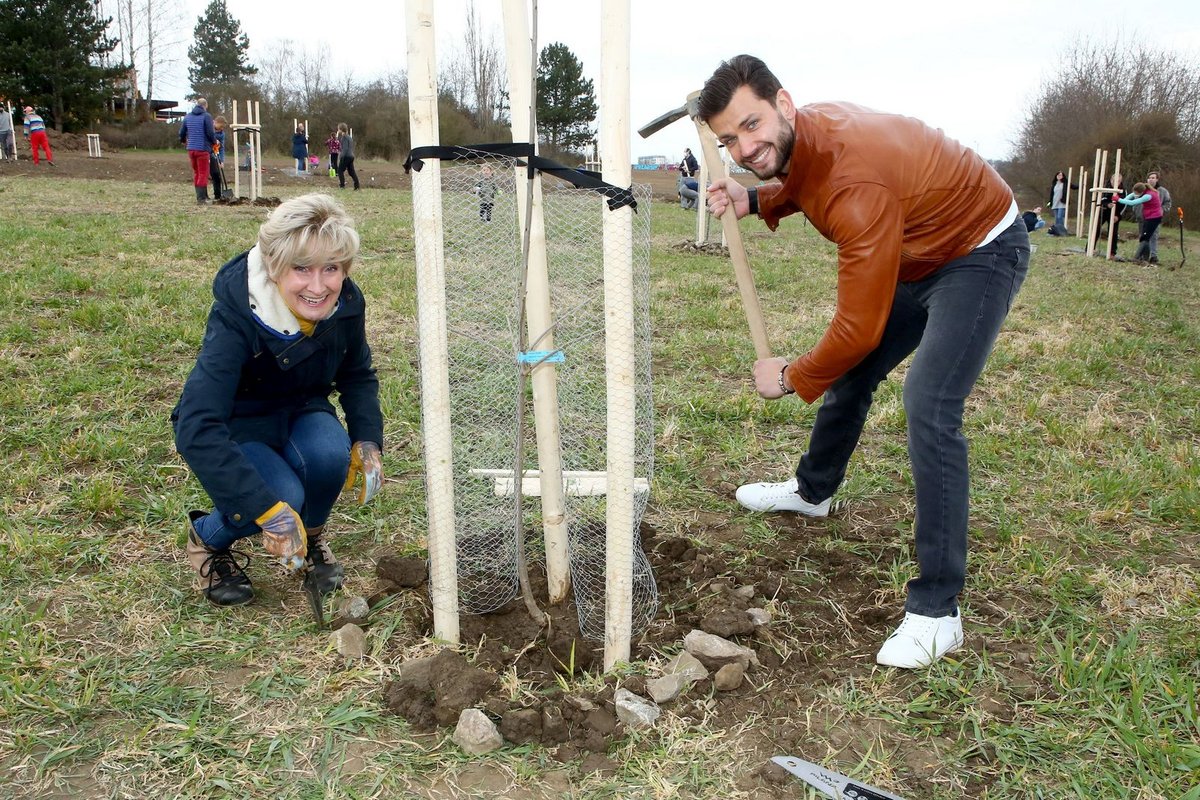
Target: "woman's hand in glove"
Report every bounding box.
[256,501,308,568]
[343,441,383,505]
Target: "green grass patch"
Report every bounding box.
[0,177,1197,798]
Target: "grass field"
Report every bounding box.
[0,169,1198,799]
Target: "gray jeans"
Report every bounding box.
[795,218,1030,616]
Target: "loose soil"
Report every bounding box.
[369,505,1032,798]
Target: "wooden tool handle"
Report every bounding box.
[691,107,773,360]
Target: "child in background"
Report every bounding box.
[326,131,340,177]
[208,116,227,199]
[474,164,498,222]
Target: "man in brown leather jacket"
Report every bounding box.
[701,55,1029,669]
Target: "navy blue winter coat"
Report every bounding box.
[292,132,309,159]
[179,104,216,152]
[172,250,382,529]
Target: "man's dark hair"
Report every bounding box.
[697,55,782,121]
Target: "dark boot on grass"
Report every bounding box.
[186,511,253,606]
[195,186,209,205]
[305,525,344,594]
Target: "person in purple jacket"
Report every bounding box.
[178,98,217,204]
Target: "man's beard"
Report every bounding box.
[746,112,795,180]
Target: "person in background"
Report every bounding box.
[474,164,498,221]
[293,123,309,175]
[172,193,383,607]
[1047,170,1075,234]
[1022,206,1046,233]
[326,130,340,177]
[1144,171,1172,264]
[178,98,216,204]
[700,54,1028,669]
[22,106,54,166]
[208,115,227,200]
[0,105,15,161]
[1097,173,1126,257]
[677,172,699,210]
[335,123,359,190]
[1116,181,1162,264]
[680,147,699,177]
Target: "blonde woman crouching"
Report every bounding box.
[173,193,383,606]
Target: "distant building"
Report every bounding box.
[109,67,178,122]
[636,154,667,170]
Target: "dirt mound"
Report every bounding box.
[213,196,282,207]
[672,239,729,256]
[45,130,112,153]
[370,518,898,788]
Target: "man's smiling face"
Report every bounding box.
[708,85,796,180]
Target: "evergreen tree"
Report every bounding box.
[187,0,256,101]
[0,0,120,131]
[535,42,596,154]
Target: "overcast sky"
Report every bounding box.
[150,0,1200,163]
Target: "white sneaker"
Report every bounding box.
[875,611,964,669]
[735,477,831,516]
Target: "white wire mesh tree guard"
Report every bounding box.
[406,0,656,670]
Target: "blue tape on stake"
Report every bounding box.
[518,350,565,364]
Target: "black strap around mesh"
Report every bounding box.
[403,142,637,212]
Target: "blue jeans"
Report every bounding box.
[795,218,1030,616]
[1053,207,1066,229]
[195,412,351,550]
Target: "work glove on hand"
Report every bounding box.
[257,501,308,570]
[343,441,383,505]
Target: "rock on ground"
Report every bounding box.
[683,629,757,671]
[714,663,745,691]
[453,708,504,755]
[614,688,660,729]
[330,623,366,658]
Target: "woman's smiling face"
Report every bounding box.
[277,261,345,322]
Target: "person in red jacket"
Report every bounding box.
[22,106,54,166]
[701,55,1029,669]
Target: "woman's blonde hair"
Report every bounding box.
[337,122,348,134]
[258,193,360,281]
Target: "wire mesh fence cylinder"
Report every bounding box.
[411,148,657,638]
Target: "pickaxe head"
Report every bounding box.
[637,91,703,139]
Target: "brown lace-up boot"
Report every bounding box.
[304,525,345,594]
[186,511,254,606]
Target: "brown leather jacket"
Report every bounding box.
[756,102,1015,402]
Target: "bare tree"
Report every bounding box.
[463,0,504,127]
[296,42,331,111]
[256,38,297,110]
[104,0,182,117]
[1011,36,1200,204]
[143,0,184,111]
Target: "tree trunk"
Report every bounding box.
[144,1,155,121]
[52,91,65,132]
